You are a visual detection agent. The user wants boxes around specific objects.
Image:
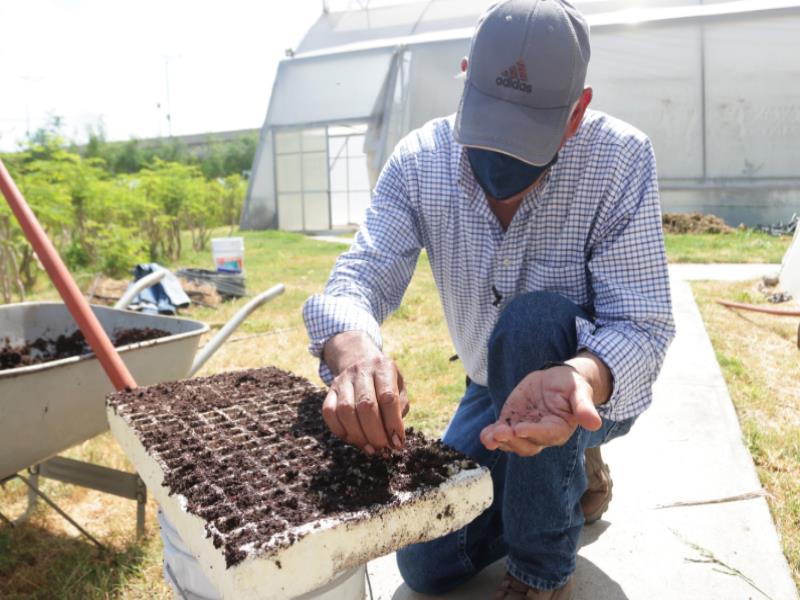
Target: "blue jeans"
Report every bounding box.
[396,292,636,593]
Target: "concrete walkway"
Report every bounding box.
[367,264,798,599]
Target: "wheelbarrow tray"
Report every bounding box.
[0,302,209,481]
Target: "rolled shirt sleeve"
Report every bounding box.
[577,137,676,420]
[302,151,423,384]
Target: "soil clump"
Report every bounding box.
[0,327,170,371]
[108,367,478,568]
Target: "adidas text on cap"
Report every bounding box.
[454,0,591,166]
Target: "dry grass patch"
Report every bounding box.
[692,279,800,588]
[0,434,169,599]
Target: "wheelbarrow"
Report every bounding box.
[0,276,284,541]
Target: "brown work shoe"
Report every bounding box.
[581,446,613,524]
[493,572,575,600]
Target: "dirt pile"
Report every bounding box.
[662,212,733,234]
[0,327,170,371]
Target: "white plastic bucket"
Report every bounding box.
[160,509,366,600]
[211,237,244,273]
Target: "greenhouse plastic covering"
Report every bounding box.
[268,50,395,126]
[241,0,800,231]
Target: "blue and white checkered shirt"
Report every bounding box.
[303,111,675,421]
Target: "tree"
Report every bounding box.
[0,123,248,300]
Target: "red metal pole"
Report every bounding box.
[0,159,137,391]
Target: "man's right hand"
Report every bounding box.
[321,331,409,454]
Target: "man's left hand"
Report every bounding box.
[480,365,603,457]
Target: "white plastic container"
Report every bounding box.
[779,226,800,301]
[211,237,244,273]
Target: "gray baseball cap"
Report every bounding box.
[454,0,591,166]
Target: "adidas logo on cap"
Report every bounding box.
[495,60,532,94]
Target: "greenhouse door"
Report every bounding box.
[274,127,331,231]
[273,124,371,231]
[328,124,371,227]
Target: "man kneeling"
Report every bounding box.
[303,0,675,597]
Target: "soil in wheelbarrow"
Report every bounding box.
[107,367,479,567]
[0,327,171,371]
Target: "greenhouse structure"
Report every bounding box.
[240,0,800,231]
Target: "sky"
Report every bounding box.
[0,0,333,151]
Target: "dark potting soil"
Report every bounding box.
[0,327,171,371]
[112,327,171,347]
[107,367,478,568]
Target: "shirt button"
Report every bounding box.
[503,258,511,267]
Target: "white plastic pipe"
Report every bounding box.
[114,270,168,310]
[188,284,285,377]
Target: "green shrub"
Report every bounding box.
[0,129,248,299]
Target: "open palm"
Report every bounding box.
[480,366,602,456]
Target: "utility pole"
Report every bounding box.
[163,56,173,137]
[18,74,43,139]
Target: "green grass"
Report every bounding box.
[0,522,163,600]
[664,230,791,264]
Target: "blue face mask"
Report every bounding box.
[466,147,558,201]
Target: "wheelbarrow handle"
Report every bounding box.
[188,284,285,377]
[114,270,168,310]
